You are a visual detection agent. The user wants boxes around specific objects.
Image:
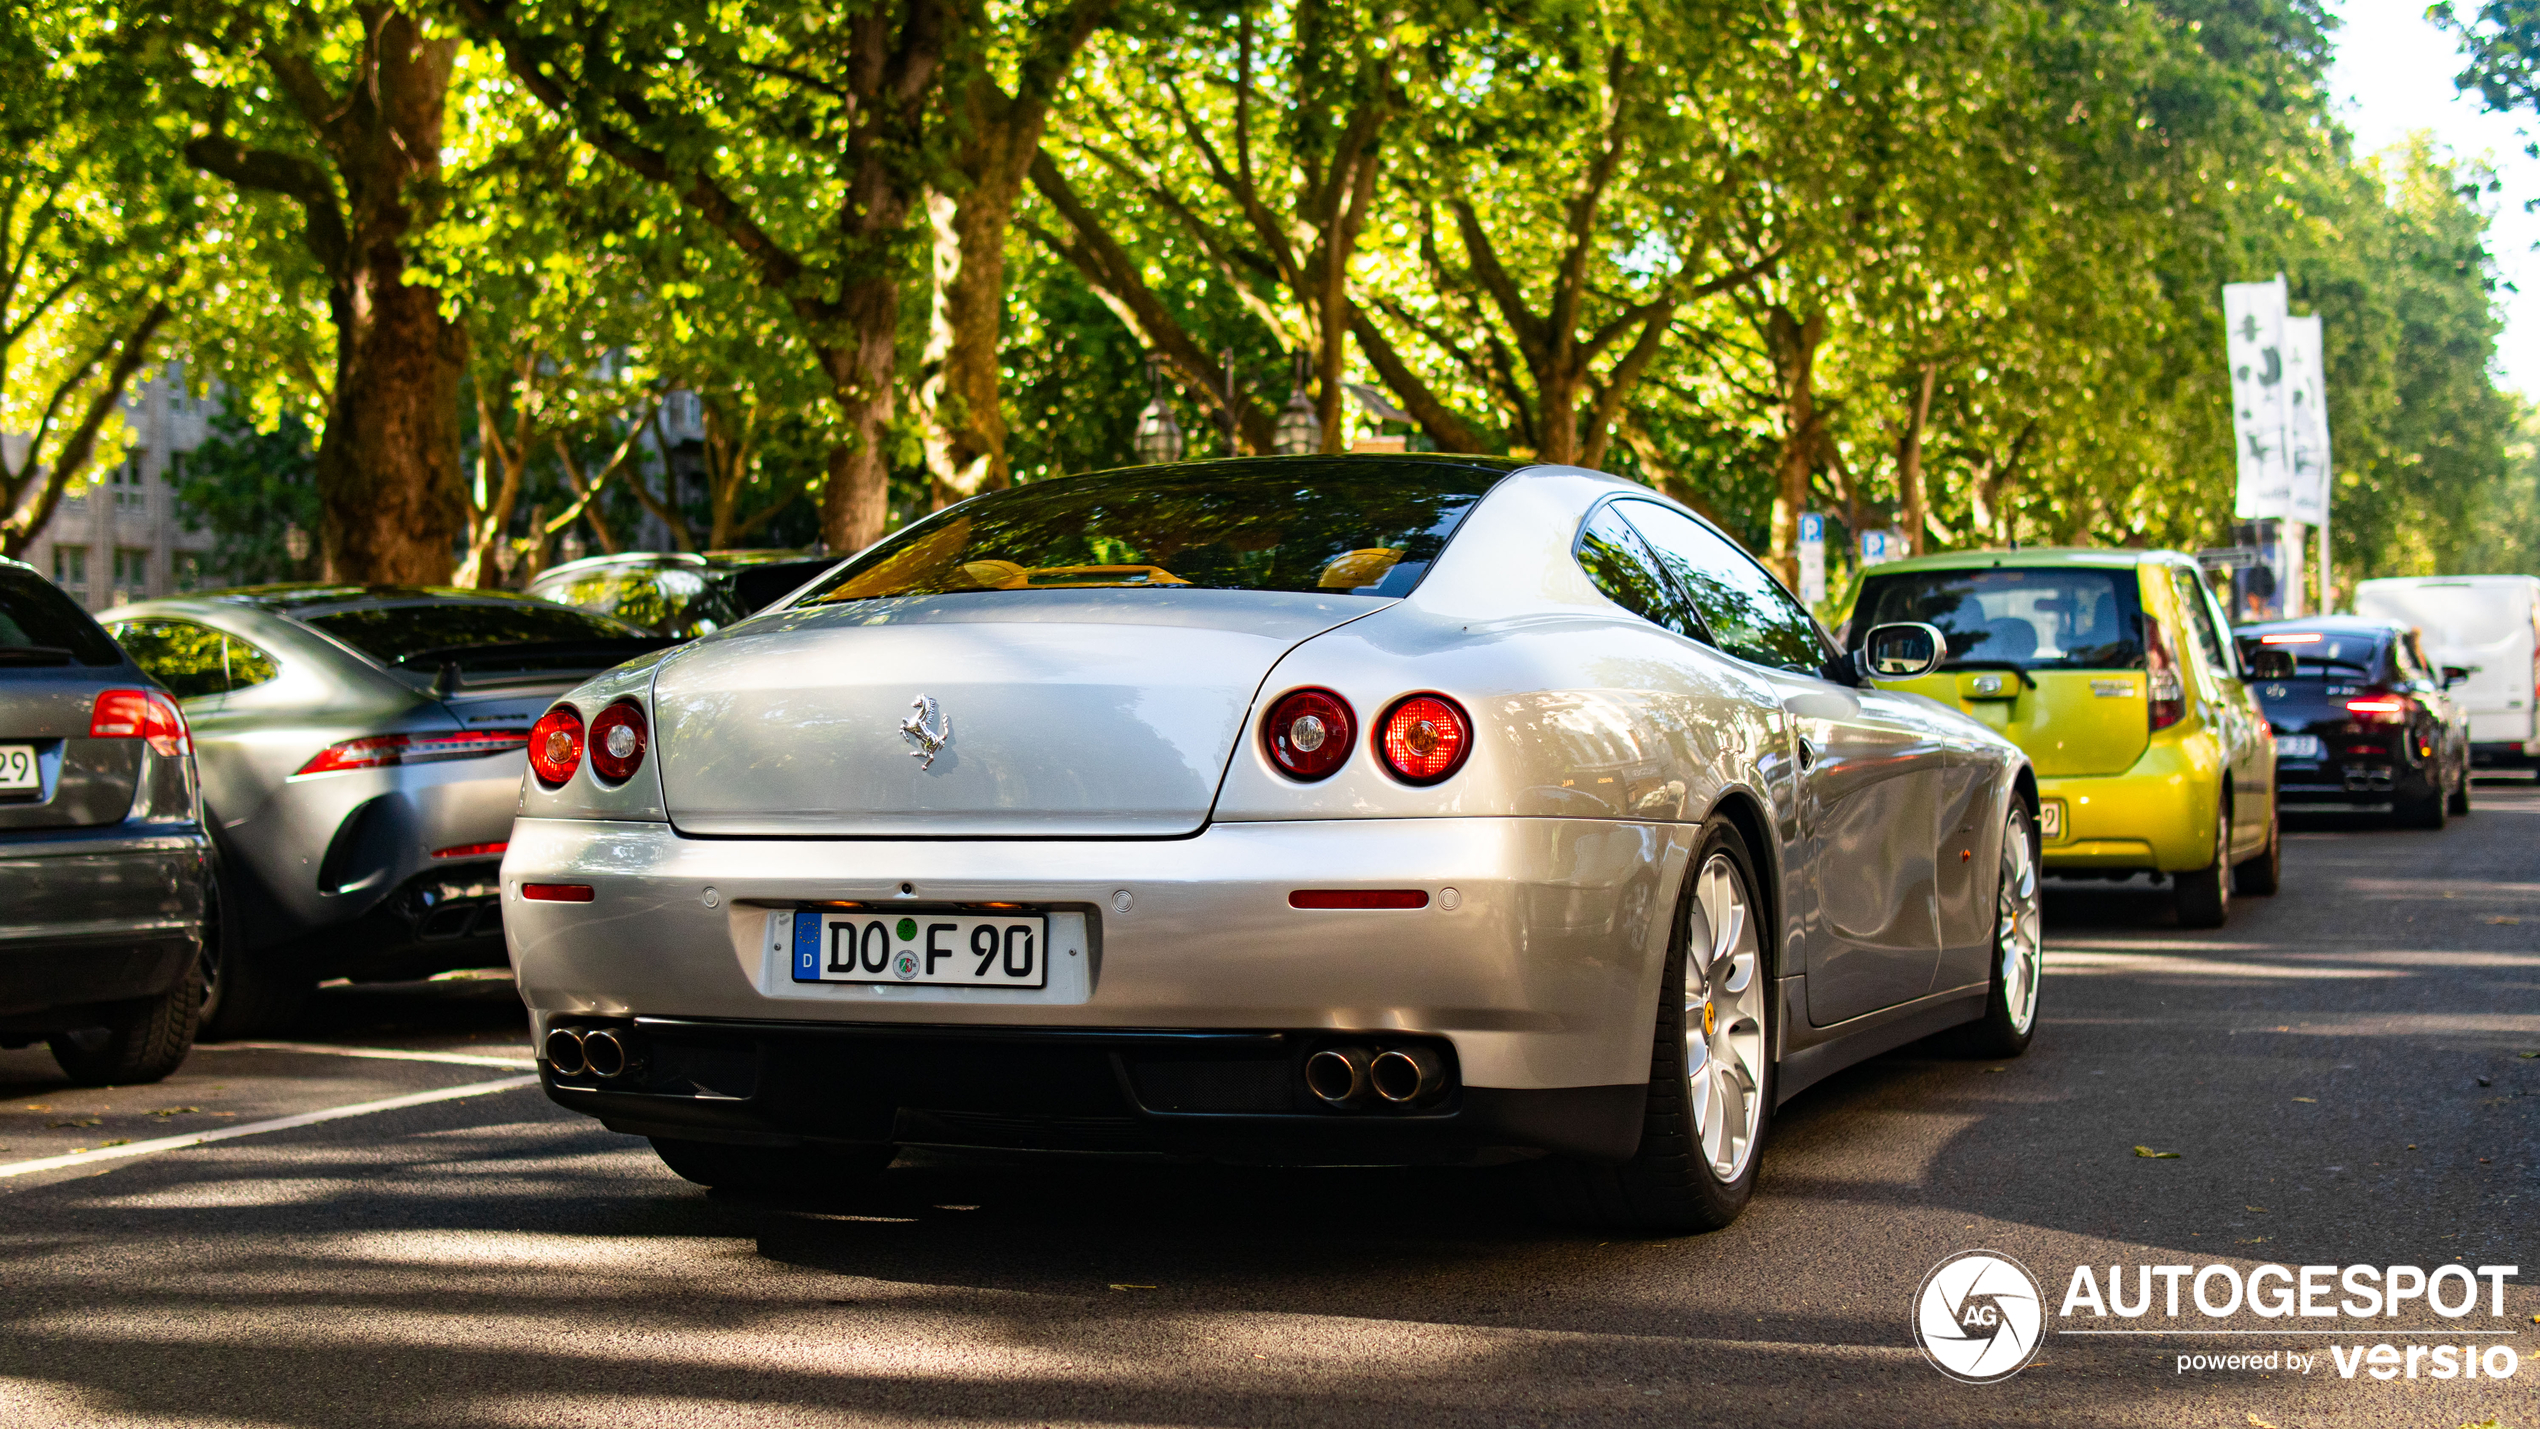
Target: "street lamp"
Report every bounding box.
[1273,351,1321,455]
[1133,353,1184,465]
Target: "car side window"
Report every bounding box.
[2169,569,2230,682]
[1616,500,1829,674]
[224,634,280,692]
[111,619,231,700]
[1573,505,1701,639]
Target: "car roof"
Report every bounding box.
[1857,546,2187,573]
[190,584,576,618]
[2236,615,2405,637]
[529,549,817,584]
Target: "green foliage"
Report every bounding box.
[172,410,321,585]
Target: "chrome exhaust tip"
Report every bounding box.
[1370,1046,1447,1104]
[1304,1046,1373,1106]
[543,1026,588,1077]
[581,1027,631,1080]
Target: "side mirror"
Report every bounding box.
[1853,621,1947,681]
[2443,665,2472,689]
[2244,648,2295,681]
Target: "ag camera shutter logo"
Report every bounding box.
[1915,1250,2047,1383]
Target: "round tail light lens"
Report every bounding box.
[588,701,649,783]
[1378,694,1472,784]
[527,705,585,787]
[1264,688,1354,781]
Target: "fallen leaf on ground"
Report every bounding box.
[2292,1097,2317,1103]
[1982,1067,2008,1073]
[2486,916,2521,925]
[18,1105,50,1112]
[2522,1052,2539,1059]
[2246,1205,2268,1212]
[1108,1284,1157,1291]
[96,1139,128,1148]
[2134,1146,2181,1159]
[2248,1415,2279,1429]
[147,1107,200,1117]
[47,1119,100,1129]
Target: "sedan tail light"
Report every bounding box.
[588,701,648,783]
[1377,694,1473,784]
[89,689,189,756]
[1264,688,1354,781]
[294,728,531,777]
[2144,618,2186,731]
[2345,694,2412,723]
[527,706,585,787]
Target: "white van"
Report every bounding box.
[2354,575,2540,766]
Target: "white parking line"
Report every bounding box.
[0,1075,541,1181]
[196,1041,536,1071]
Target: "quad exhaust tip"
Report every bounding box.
[582,1028,631,1079]
[1370,1046,1447,1104]
[1304,1046,1373,1106]
[543,1026,587,1076]
[543,1025,637,1080]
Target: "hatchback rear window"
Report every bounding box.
[2240,632,2385,676]
[535,564,734,638]
[797,459,1514,605]
[0,566,123,666]
[302,602,649,666]
[1851,566,2145,670]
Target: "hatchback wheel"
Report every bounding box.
[1532,818,1770,1233]
[49,957,204,1087]
[2172,802,2232,928]
[2232,804,2282,896]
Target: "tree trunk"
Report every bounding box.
[0,299,170,559]
[922,185,1014,508]
[1896,361,1937,557]
[819,274,901,554]
[1764,306,1826,585]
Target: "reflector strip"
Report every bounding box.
[1289,889,1430,910]
[520,883,594,902]
[432,841,510,860]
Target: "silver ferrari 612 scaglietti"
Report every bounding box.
[505,456,2041,1230]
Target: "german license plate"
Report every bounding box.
[2276,734,2323,760]
[2038,801,2063,839]
[0,745,35,792]
[789,910,1048,987]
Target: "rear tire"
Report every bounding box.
[2397,774,2447,830]
[2448,762,2472,816]
[2232,805,2281,897]
[649,1137,896,1192]
[1531,818,1771,1234]
[2172,802,2232,929]
[48,958,204,1087]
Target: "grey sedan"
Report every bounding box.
[504,457,2041,1231]
[102,587,663,1037]
[0,557,208,1084]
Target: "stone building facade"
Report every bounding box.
[14,366,218,612]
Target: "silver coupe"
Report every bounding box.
[504,456,2042,1230]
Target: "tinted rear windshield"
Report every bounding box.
[796,460,1511,605]
[303,602,649,666]
[1852,566,2145,669]
[535,564,735,639]
[2240,632,2385,675]
[0,567,122,666]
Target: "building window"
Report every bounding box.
[112,547,150,604]
[110,459,147,513]
[53,545,88,594]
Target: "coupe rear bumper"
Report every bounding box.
[502,815,1693,1119]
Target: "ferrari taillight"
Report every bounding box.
[89,689,189,756]
[1265,688,1354,781]
[2145,618,2186,731]
[1377,694,1473,785]
[528,706,585,787]
[588,701,648,783]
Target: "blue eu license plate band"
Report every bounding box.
[792,911,823,980]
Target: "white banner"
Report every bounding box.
[2224,277,2291,519]
[2281,313,2329,525]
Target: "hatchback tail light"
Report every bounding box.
[89,689,189,756]
[588,701,648,783]
[1377,694,1473,784]
[293,728,531,777]
[528,706,586,787]
[2144,618,2186,731]
[2345,694,2412,724]
[1265,688,1354,780]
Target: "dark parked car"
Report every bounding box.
[2235,615,2472,828]
[0,557,209,1085]
[101,586,667,1036]
[525,550,838,639]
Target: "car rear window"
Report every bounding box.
[796,459,1512,605]
[302,602,648,665]
[2241,631,2385,676]
[534,564,736,638]
[1851,566,2145,670]
[0,566,123,666]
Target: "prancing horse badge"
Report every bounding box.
[900,694,951,769]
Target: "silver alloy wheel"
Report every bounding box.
[1997,810,2043,1035]
[1683,851,1767,1182]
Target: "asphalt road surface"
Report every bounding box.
[3,788,2535,1428]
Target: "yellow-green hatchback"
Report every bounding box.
[1845,549,2278,927]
